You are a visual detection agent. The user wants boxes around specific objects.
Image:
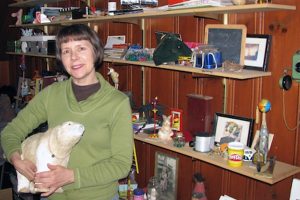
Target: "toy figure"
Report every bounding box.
[158,115,174,141]
[11,9,23,25]
[107,67,119,89]
[192,173,207,200]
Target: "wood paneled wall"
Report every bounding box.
[2,0,300,199]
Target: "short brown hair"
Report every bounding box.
[56,24,104,70]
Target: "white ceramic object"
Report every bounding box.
[232,0,246,5]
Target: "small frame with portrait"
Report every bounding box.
[213,113,254,147]
[170,108,183,132]
[244,34,272,71]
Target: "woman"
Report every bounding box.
[1,24,133,200]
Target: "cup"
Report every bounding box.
[227,142,244,167]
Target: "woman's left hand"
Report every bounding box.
[34,163,75,197]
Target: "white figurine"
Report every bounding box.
[11,9,23,26]
[158,115,174,141]
[107,67,119,89]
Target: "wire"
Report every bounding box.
[282,88,300,131]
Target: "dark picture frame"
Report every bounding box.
[155,151,178,200]
[213,113,254,147]
[244,34,272,71]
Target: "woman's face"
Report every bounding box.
[61,39,97,86]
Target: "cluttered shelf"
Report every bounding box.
[9,3,296,28]
[8,0,65,7]
[134,133,300,185]
[5,52,271,79]
[6,51,56,58]
[104,57,271,79]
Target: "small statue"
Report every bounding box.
[11,9,23,25]
[158,115,174,141]
[192,173,207,200]
[107,67,119,89]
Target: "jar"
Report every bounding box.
[173,132,186,148]
[133,188,144,200]
[147,176,160,200]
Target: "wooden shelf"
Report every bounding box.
[105,58,271,79]
[5,52,271,79]
[9,3,296,28]
[6,52,55,58]
[134,133,300,185]
[9,0,65,7]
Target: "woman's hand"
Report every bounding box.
[11,152,36,181]
[34,163,75,197]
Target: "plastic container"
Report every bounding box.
[133,188,144,200]
[227,142,244,167]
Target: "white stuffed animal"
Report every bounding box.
[107,67,119,89]
[158,115,174,141]
[17,121,85,194]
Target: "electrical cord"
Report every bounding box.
[282,88,300,131]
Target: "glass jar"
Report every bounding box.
[147,176,160,200]
[173,132,186,148]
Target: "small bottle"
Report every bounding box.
[259,114,269,164]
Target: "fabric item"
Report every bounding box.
[0,73,134,200]
[153,33,192,65]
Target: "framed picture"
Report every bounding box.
[213,113,254,147]
[155,152,178,200]
[170,108,183,131]
[244,34,272,71]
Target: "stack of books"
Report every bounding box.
[104,44,128,59]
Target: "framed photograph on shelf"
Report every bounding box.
[155,152,178,200]
[213,113,254,147]
[170,108,183,131]
[244,34,272,71]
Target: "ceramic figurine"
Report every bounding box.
[107,67,119,89]
[158,115,174,141]
[11,9,23,25]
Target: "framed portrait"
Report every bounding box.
[155,152,178,200]
[213,113,254,147]
[170,108,183,131]
[244,34,272,71]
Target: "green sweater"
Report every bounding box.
[1,73,133,200]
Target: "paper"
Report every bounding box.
[104,35,125,49]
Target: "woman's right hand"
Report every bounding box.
[10,152,37,181]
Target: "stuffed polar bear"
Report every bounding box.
[17,121,85,194]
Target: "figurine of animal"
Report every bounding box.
[107,67,119,89]
[158,115,174,141]
[17,121,85,194]
[11,9,23,25]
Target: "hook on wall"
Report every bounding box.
[269,21,287,33]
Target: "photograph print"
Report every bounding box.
[213,113,254,147]
[155,152,178,200]
[244,34,272,71]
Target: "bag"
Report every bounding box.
[153,33,192,66]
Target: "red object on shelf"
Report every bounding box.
[168,0,186,5]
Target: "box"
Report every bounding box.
[0,188,13,200]
[20,36,56,55]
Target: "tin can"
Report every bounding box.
[228,142,244,167]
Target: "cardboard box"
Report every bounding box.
[0,188,13,200]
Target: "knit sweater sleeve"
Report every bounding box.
[0,87,49,161]
[64,97,134,190]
